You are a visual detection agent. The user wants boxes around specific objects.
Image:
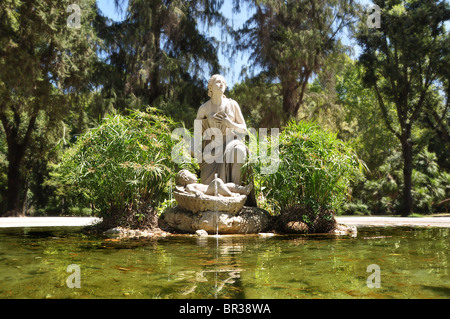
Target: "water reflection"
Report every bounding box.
[164,236,247,298]
[177,268,243,297]
[0,227,448,298]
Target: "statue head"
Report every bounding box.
[207,74,227,97]
[175,169,198,186]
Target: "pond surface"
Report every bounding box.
[0,226,448,299]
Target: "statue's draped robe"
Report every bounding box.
[198,98,248,186]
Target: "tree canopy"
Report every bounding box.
[356,0,450,216]
[0,0,448,217]
[0,0,99,215]
[234,0,360,125]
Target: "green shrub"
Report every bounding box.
[56,107,194,229]
[249,120,363,224]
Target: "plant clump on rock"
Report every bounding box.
[54,107,195,233]
[274,204,337,234]
[248,120,364,234]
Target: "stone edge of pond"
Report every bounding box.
[336,216,450,228]
[100,222,358,239]
[1,216,449,238]
[102,226,171,239]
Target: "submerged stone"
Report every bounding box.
[103,226,168,238]
[195,229,209,237]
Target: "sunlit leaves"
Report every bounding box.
[56,108,193,225]
[250,120,363,214]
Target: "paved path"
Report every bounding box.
[0,216,449,228]
[336,216,450,228]
[0,217,102,228]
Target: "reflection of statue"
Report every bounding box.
[176,169,252,198]
[196,74,248,186]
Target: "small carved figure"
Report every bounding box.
[175,169,252,198]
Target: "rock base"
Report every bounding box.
[103,227,169,238]
[333,223,358,236]
[159,206,272,234]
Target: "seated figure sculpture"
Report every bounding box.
[175,169,252,198]
[170,74,255,215]
[196,74,248,186]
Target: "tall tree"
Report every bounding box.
[335,55,398,170]
[356,0,449,216]
[0,0,99,215]
[104,0,224,111]
[234,0,358,125]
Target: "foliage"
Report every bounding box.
[235,0,360,121]
[0,0,99,215]
[301,77,346,135]
[230,74,284,129]
[309,53,449,216]
[53,108,194,228]
[415,88,450,171]
[356,0,450,215]
[95,0,223,117]
[334,55,399,170]
[249,120,363,223]
[345,148,449,215]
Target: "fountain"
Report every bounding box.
[159,170,272,234]
[214,173,219,237]
[159,74,272,235]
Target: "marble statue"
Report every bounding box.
[159,74,267,233]
[172,169,250,215]
[196,74,248,186]
[175,169,252,198]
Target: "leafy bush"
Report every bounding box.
[55,107,193,229]
[249,120,363,228]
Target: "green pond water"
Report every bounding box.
[0,226,448,299]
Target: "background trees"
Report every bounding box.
[356,0,450,216]
[0,0,99,215]
[0,0,448,217]
[234,0,359,126]
[95,0,224,124]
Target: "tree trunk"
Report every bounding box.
[1,111,36,216]
[148,63,161,105]
[281,81,299,121]
[401,127,413,217]
[281,73,310,123]
[5,146,25,216]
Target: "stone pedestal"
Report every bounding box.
[159,206,272,235]
[173,190,247,215]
